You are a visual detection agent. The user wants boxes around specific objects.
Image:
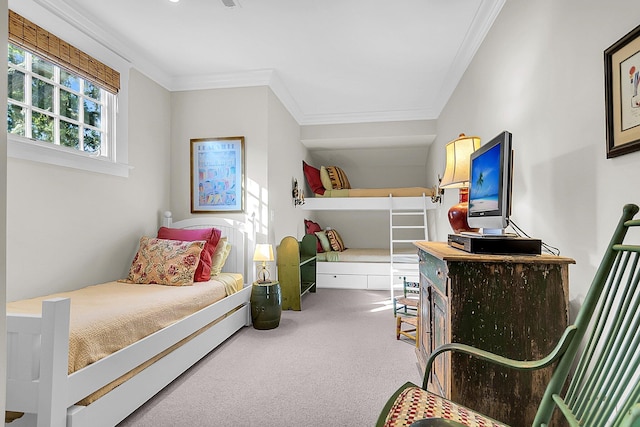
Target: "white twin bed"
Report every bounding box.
[5,213,253,427]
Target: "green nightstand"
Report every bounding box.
[250,281,282,330]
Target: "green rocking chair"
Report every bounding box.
[377,204,640,427]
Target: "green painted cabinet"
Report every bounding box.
[277,235,317,311]
[414,241,574,427]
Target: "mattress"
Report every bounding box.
[317,187,435,198]
[6,273,243,405]
[317,247,418,263]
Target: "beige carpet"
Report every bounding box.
[117,289,422,427]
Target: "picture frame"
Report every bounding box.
[190,136,245,213]
[605,23,640,158]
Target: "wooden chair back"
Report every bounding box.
[535,203,640,425]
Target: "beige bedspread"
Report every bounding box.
[6,273,243,404]
[318,187,434,198]
[317,247,418,263]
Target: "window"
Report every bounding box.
[6,9,128,177]
[7,43,114,158]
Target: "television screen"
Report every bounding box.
[469,143,501,214]
[467,131,512,233]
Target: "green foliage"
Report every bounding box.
[6,42,105,155]
[32,111,54,142]
[8,44,25,66]
[7,104,25,136]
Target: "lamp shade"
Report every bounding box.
[253,244,274,263]
[439,134,481,189]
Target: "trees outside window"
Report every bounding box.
[7,43,113,157]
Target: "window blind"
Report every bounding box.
[8,10,120,94]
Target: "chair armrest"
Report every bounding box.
[619,403,640,427]
[422,325,578,389]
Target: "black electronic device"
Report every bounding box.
[467,131,513,234]
[448,233,542,255]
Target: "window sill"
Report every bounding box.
[8,134,131,177]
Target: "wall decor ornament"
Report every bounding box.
[190,136,245,213]
[605,23,640,158]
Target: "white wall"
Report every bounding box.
[6,69,171,301]
[169,86,306,282]
[427,0,640,307]
[169,86,269,232]
[267,90,308,244]
[1,0,8,414]
[302,120,435,248]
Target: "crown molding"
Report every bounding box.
[22,0,505,126]
[432,0,506,114]
[298,108,437,126]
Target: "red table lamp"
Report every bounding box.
[439,134,481,234]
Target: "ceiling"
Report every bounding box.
[29,0,504,126]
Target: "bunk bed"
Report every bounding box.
[301,161,437,298]
[302,160,437,211]
[5,213,253,427]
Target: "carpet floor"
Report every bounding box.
[117,288,422,427]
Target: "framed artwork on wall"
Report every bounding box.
[190,136,245,213]
[605,23,640,158]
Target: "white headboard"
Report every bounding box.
[162,212,254,282]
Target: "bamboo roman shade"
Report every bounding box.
[8,10,120,94]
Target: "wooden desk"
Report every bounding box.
[414,241,574,427]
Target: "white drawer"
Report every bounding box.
[317,273,367,289]
[367,275,391,290]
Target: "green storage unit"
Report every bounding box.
[277,235,317,310]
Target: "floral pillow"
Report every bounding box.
[156,226,222,282]
[126,237,205,286]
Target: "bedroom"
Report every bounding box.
[1,0,640,424]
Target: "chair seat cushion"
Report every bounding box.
[381,384,508,427]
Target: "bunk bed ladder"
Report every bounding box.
[388,194,429,301]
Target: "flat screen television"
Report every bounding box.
[467,131,513,234]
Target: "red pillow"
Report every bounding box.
[304,219,324,253]
[157,226,222,282]
[302,161,325,195]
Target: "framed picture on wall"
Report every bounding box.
[605,23,640,158]
[190,136,245,213]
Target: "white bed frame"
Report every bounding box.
[301,194,437,211]
[6,213,253,427]
[303,194,434,295]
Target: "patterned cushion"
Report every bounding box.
[326,229,346,251]
[325,166,351,189]
[156,226,222,282]
[383,386,507,427]
[127,237,205,286]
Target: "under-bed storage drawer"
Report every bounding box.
[368,275,390,290]
[317,273,367,289]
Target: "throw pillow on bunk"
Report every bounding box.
[305,219,325,252]
[302,161,325,195]
[314,230,333,252]
[326,229,346,251]
[321,166,351,190]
